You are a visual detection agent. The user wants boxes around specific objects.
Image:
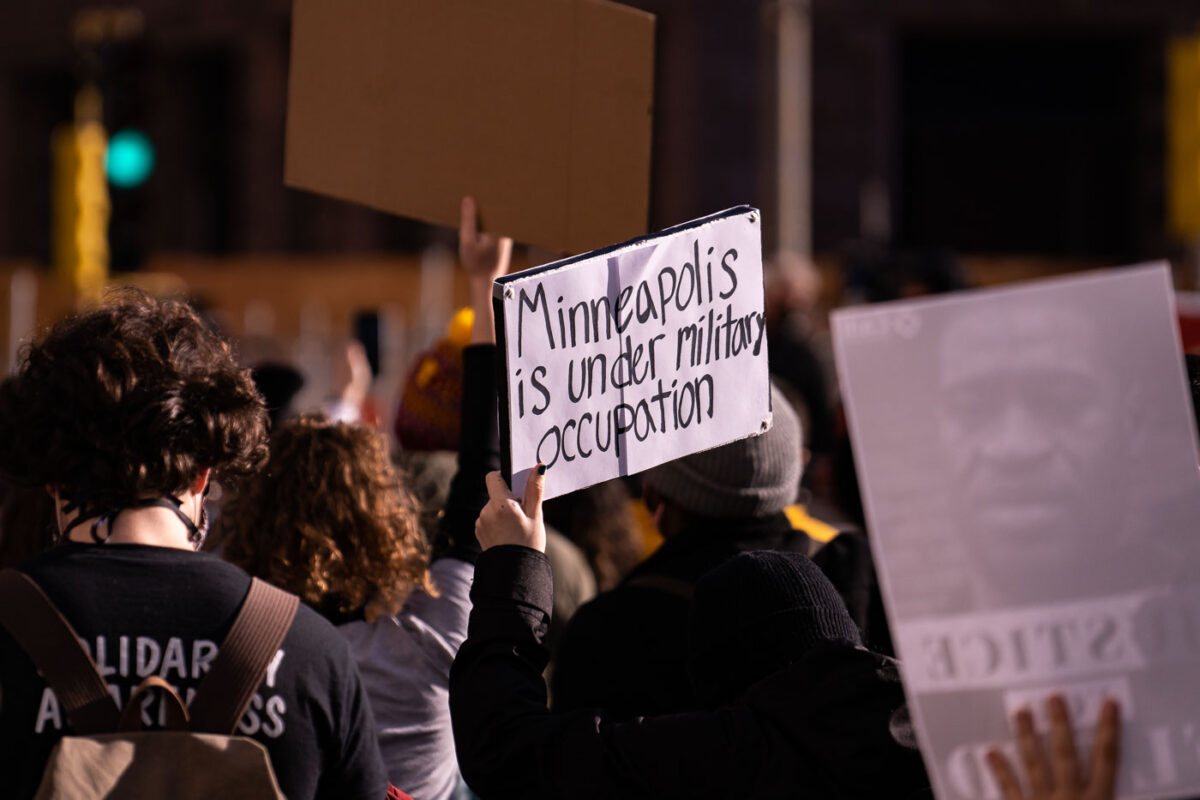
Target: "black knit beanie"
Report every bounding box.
[688,550,862,708]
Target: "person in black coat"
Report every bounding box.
[551,385,884,718]
[449,468,932,800]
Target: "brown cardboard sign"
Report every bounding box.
[285,0,655,255]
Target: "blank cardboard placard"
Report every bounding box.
[285,0,654,255]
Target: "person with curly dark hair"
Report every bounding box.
[215,196,512,800]
[216,415,435,623]
[0,289,387,800]
[213,416,460,798]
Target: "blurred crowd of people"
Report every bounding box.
[0,198,1124,800]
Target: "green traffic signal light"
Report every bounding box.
[105,128,155,188]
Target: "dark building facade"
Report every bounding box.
[0,0,1197,264]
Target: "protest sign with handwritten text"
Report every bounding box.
[494,206,770,500]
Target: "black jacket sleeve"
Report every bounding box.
[432,343,500,564]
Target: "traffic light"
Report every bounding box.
[106,128,154,189]
[90,9,152,272]
[51,8,152,296]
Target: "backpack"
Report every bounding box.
[0,568,299,800]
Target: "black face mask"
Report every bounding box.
[61,486,210,550]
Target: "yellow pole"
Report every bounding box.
[51,85,109,304]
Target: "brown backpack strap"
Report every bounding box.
[119,675,190,732]
[0,569,121,734]
[188,577,299,735]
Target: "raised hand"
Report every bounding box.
[986,696,1120,800]
[334,339,373,411]
[475,467,547,553]
[460,196,513,284]
[459,196,513,344]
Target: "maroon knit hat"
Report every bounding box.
[394,309,473,451]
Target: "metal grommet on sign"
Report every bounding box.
[504,287,514,299]
[748,212,758,224]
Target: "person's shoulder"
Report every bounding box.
[14,542,253,585]
[284,601,361,666]
[167,560,358,671]
[746,643,906,724]
[287,598,347,640]
[13,542,87,573]
[426,556,474,597]
[582,580,653,611]
[19,542,243,571]
[563,576,684,640]
[743,645,924,755]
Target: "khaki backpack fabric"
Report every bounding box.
[0,569,298,800]
[34,731,284,800]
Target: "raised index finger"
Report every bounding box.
[459,196,478,247]
[485,470,514,503]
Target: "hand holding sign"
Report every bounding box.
[476,468,547,553]
[493,206,769,500]
[986,696,1120,800]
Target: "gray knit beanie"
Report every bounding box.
[641,382,802,517]
[688,550,862,707]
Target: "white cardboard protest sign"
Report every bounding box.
[832,264,1200,800]
[494,206,770,500]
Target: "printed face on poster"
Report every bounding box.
[494,207,771,500]
[832,264,1200,800]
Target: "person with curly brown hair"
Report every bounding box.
[216,416,435,624]
[0,289,387,800]
[215,196,512,800]
[213,415,466,799]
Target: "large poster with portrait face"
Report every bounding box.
[832,264,1200,800]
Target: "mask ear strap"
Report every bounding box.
[127,495,201,542]
[89,515,111,544]
[59,493,93,539]
[60,511,90,538]
[58,492,205,546]
[61,504,104,540]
